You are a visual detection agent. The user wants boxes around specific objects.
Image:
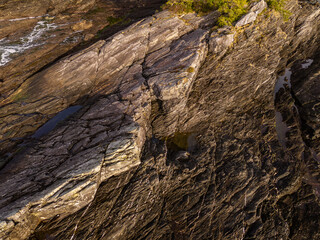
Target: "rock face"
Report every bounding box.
[1,0,320,239]
[0,0,167,162]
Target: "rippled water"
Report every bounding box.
[0,19,58,66]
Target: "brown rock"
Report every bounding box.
[72,20,93,31]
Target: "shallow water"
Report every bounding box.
[274,60,314,149]
[0,19,58,66]
[274,68,292,98]
[301,59,314,69]
[275,111,289,148]
[32,105,82,139]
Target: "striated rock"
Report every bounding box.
[0,0,167,103]
[1,0,320,240]
[0,10,213,164]
[0,9,216,239]
[0,67,151,239]
[146,28,209,136]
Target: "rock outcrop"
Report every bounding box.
[1,0,320,239]
[0,0,167,163]
[0,0,166,100]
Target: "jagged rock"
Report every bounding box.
[0,9,215,239]
[146,28,209,136]
[0,0,167,105]
[0,10,210,159]
[236,0,267,27]
[1,1,320,239]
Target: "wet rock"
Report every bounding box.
[0,0,96,20]
[0,0,167,105]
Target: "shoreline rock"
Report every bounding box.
[1,1,320,239]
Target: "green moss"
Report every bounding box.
[86,7,105,15]
[107,16,123,25]
[163,0,289,26]
[187,66,195,73]
[266,0,290,20]
[216,0,248,26]
[162,0,248,26]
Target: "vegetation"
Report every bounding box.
[162,0,288,26]
[95,16,131,38]
[215,0,248,26]
[266,0,290,20]
[106,16,126,26]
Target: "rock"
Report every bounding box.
[174,151,190,161]
[84,33,95,41]
[72,20,93,31]
[0,0,168,108]
[0,10,214,160]
[146,28,209,137]
[1,0,320,240]
[0,9,216,239]
[236,0,267,27]
[209,28,234,54]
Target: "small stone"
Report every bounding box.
[84,33,95,41]
[72,20,93,31]
[175,151,190,161]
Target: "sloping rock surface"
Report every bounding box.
[1,1,320,239]
[0,0,167,162]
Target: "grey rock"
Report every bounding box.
[236,0,267,27]
[209,28,235,54]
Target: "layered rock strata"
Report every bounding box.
[0,0,167,161]
[1,0,320,239]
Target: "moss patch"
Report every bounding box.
[187,66,195,73]
[162,0,249,26]
[266,0,290,20]
[163,0,289,26]
[166,132,191,151]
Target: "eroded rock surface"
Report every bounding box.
[0,0,167,101]
[0,0,167,161]
[1,0,320,239]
